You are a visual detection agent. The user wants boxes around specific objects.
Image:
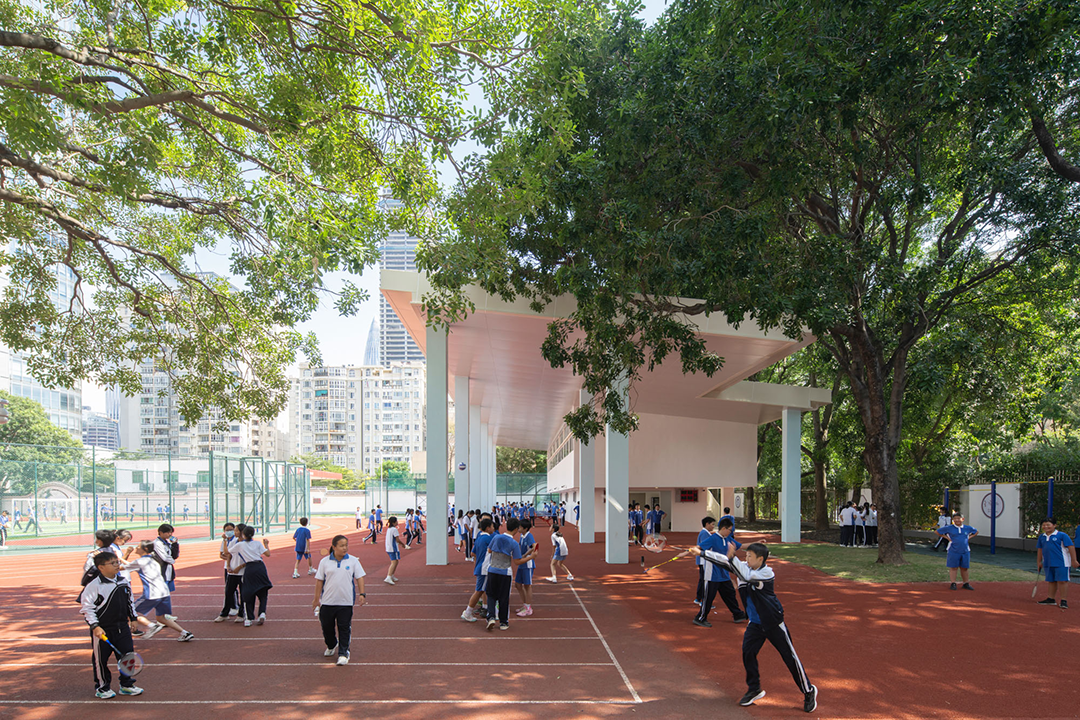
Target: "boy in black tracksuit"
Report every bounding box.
[80,551,143,698]
[691,541,817,713]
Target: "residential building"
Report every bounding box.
[250,417,286,461]
[359,362,426,476]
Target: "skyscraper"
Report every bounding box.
[378,196,425,367]
[363,318,380,366]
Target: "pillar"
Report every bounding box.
[454,376,471,513]
[780,406,802,543]
[578,388,596,543]
[605,380,630,564]
[479,422,489,510]
[425,325,449,565]
[469,405,481,512]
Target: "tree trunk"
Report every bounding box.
[745,485,757,522]
[862,429,905,564]
[850,479,863,505]
[813,460,829,530]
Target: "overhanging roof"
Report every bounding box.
[382,270,826,450]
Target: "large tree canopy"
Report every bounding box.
[0,0,562,424]
[421,0,1080,563]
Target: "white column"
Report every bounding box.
[425,325,449,565]
[490,437,498,508]
[781,407,802,543]
[477,423,486,511]
[468,405,481,512]
[578,388,596,544]
[453,376,470,514]
[604,380,630,565]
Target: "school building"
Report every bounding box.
[382,269,831,565]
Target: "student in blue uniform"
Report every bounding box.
[384,516,406,584]
[375,505,384,533]
[1036,517,1078,608]
[694,516,716,606]
[694,518,747,626]
[690,541,817,713]
[484,517,536,631]
[364,509,378,544]
[462,518,496,622]
[515,519,537,617]
[936,512,978,590]
[292,517,314,578]
[81,551,143,698]
[312,534,366,665]
[719,507,735,528]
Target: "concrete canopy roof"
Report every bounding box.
[382,270,828,451]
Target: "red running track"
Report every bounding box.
[0,521,1075,719]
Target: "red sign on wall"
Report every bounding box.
[679,489,699,503]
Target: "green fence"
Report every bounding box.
[0,443,310,550]
[496,473,556,506]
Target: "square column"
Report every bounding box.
[453,376,471,513]
[479,422,489,510]
[468,405,481,512]
[781,407,803,543]
[578,388,596,543]
[485,436,497,510]
[605,381,630,564]
[425,325,449,565]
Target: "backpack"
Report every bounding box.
[169,538,180,559]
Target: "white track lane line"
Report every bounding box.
[0,700,638,706]
[569,585,643,704]
[0,661,614,668]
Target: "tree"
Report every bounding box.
[496,447,546,474]
[421,0,1080,564]
[289,453,361,490]
[0,0,564,425]
[0,389,84,497]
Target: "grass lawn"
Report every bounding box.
[769,543,1036,583]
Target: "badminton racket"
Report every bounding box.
[643,533,668,553]
[1032,567,1041,598]
[643,550,691,573]
[98,632,144,677]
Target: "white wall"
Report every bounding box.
[547,447,577,493]
[628,413,756,487]
[958,483,1022,540]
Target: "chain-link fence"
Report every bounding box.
[0,443,310,551]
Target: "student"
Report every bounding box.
[515,519,537,617]
[223,525,273,626]
[574,502,580,525]
[384,516,406,584]
[81,551,144,698]
[0,510,8,548]
[837,502,854,547]
[414,507,425,545]
[152,524,178,592]
[292,517,315,578]
[931,507,950,551]
[471,509,482,557]
[545,526,574,582]
[719,507,735,527]
[403,509,416,549]
[689,541,817,713]
[355,506,364,531]
[694,517,747,626]
[375,505,384,533]
[182,505,189,521]
[694,516,717,605]
[936,512,978,590]
[454,509,465,553]
[12,507,22,530]
[22,506,37,533]
[462,518,496,622]
[313,534,366,665]
[463,510,476,560]
[652,504,667,534]
[364,509,378,544]
[214,523,244,622]
[485,517,536,631]
[1036,517,1078,608]
[128,540,195,642]
[866,504,878,546]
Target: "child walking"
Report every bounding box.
[313,534,366,665]
[128,541,195,642]
[690,541,817,713]
[384,516,406,584]
[1036,516,1078,608]
[223,525,273,626]
[292,517,315,578]
[81,551,143,698]
[214,523,245,623]
[545,526,574,583]
[461,518,495,622]
[485,518,536,631]
[515,519,537,617]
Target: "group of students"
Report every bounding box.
[458,511,574,630]
[689,513,818,713]
[837,501,878,547]
[629,503,667,545]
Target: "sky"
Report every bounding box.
[82,0,672,414]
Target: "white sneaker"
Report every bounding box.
[384,577,395,585]
[234,615,245,623]
[391,575,399,581]
[212,615,227,623]
[292,572,300,579]
[460,609,477,623]
[545,576,557,583]
[143,622,165,640]
[566,574,575,581]
[308,568,317,575]
[336,653,349,666]
[257,613,265,625]
[243,619,251,627]
[228,609,239,617]
[324,644,338,657]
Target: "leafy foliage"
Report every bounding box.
[495,446,546,474]
[290,452,361,490]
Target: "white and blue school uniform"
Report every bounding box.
[314,552,366,659]
[515,531,535,585]
[132,553,173,617]
[385,526,401,560]
[293,525,312,560]
[938,523,978,568]
[485,532,523,624]
[473,532,493,592]
[1037,530,1074,582]
[694,528,711,604]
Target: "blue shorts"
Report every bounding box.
[515,567,533,585]
[554,550,564,561]
[1045,566,1070,583]
[136,596,172,617]
[387,549,400,561]
[474,574,487,593]
[946,551,970,569]
[296,551,311,560]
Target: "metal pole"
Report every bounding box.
[1047,476,1054,518]
[92,447,98,533]
[167,451,173,525]
[77,461,82,534]
[33,460,38,537]
[208,451,215,538]
[990,481,997,555]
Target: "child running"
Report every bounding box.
[128,540,195,642]
[313,534,366,665]
[384,516,406,584]
[545,526,574,583]
[81,551,143,698]
[363,509,378,544]
[689,541,817,713]
[292,517,315,578]
[461,517,495,622]
[223,525,273,626]
[515,519,537,617]
[1036,516,1078,608]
